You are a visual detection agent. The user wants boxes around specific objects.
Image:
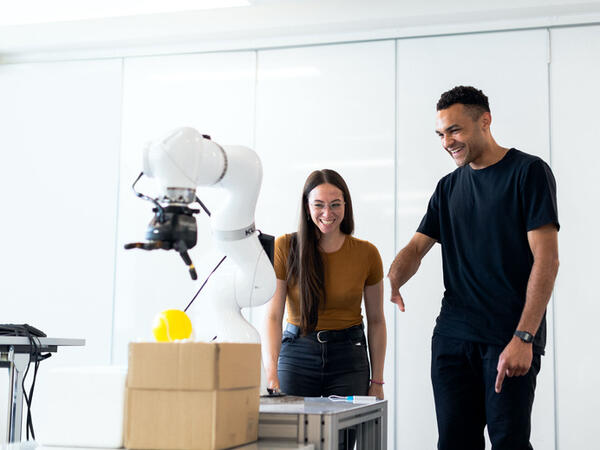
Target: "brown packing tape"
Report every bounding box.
[177,343,219,390]
[214,344,220,392]
[213,388,260,448]
[216,343,261,389]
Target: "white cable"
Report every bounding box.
[327,395,377,404]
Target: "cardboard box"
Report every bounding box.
[124,342,261,450]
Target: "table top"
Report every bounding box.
[0,336,85,349]
[235,440,314,449]
[260,396,387,415]
[0,440,314,450]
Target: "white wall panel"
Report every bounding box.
[254,40,396,444]
[0,59,122,438]
[0,59,122,364]
[396,29,553,449]
[550,25,600,450]
[112,51,256,364]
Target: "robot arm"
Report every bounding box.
[142,127,227,194]
[125,127,276,308]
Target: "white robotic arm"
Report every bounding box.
[142,127,227,191]
[126,127,276,340]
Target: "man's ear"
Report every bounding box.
[480,111,492,131]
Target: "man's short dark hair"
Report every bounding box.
[437,86,490,120]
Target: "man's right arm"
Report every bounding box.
[387,232,436,311]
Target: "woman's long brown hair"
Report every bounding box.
[287,169,354,334]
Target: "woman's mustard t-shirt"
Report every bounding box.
[274,233,383,331]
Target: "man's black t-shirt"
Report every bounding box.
[417,149,559,354]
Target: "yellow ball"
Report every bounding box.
[152,309,192,342]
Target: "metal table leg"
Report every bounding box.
[6,348,30,443]
[259,398,387,450]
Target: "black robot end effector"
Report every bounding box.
[124,204,199,279]
[174,240,198,281]
[123,241,172,250]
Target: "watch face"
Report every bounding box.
[515,330,534,343]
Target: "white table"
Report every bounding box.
[235,440,314,449]
[0,337,85,443]
[259,397,387,450]
[0,440,313,450]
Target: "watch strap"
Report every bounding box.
[514,330,534,343]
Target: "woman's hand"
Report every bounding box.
[266,367,280,391]
[368,383,384,400]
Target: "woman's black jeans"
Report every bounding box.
[278,322,370,397]
[278,323,370,450]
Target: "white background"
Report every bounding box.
[550,25,600,450]
[1,14,598,450]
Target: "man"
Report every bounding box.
[388,86,559,450]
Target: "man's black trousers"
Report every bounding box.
[431,334,541,450]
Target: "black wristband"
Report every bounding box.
[514,330,534,343]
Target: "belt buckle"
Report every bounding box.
[316,330,327,343]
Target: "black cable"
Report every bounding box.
[132,174,210,222]
[183,255,227,312]
[20,329,39,440]
[195,195,211,217]
[21,333,33,439]
[26,352,51,440]
[131,172,166,223]
[6,325,52,441]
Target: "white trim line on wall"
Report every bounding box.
[2,5,600,63]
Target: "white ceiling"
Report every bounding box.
[0,0,256,26]
[1,0,600,59]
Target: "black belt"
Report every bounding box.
[285,322,364,344]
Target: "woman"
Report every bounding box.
[263,169,386,400]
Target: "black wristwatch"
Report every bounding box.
[514,330,534,343]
